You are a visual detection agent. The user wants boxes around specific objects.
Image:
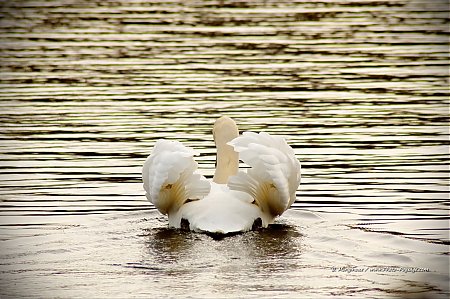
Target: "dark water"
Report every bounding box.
[0,0,449,298]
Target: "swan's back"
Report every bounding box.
[180,183,261,234]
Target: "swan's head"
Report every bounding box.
[213,116,239,184]
[213,116,239,145]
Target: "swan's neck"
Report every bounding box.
[213,142,238,184]
[212,116,239,184]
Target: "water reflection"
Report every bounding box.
[143,228,197,263]
[137,224,306,296]
[143,224,302,262]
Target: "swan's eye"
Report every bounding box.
[164,184,173,189]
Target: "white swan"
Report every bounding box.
[142,116,301,234]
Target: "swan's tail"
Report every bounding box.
[227,132,301,222]
[142,140,210,216]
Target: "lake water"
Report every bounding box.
[0,0,449,298]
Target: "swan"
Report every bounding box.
[142,116,301,234]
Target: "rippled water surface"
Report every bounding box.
[0,0,449,298]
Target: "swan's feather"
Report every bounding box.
[228,132,301,221]
[178,183,262,234]
[142,140,210,216]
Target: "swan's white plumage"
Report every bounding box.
[177,183,262,234]
[228,132,301,222]
[142,118,301,234]
[142,140,210,216]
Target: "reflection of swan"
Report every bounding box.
[143,225,302,266]
[142,116,301,234]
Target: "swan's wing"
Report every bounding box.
[142,140,210,215]
[227,132,301,219]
